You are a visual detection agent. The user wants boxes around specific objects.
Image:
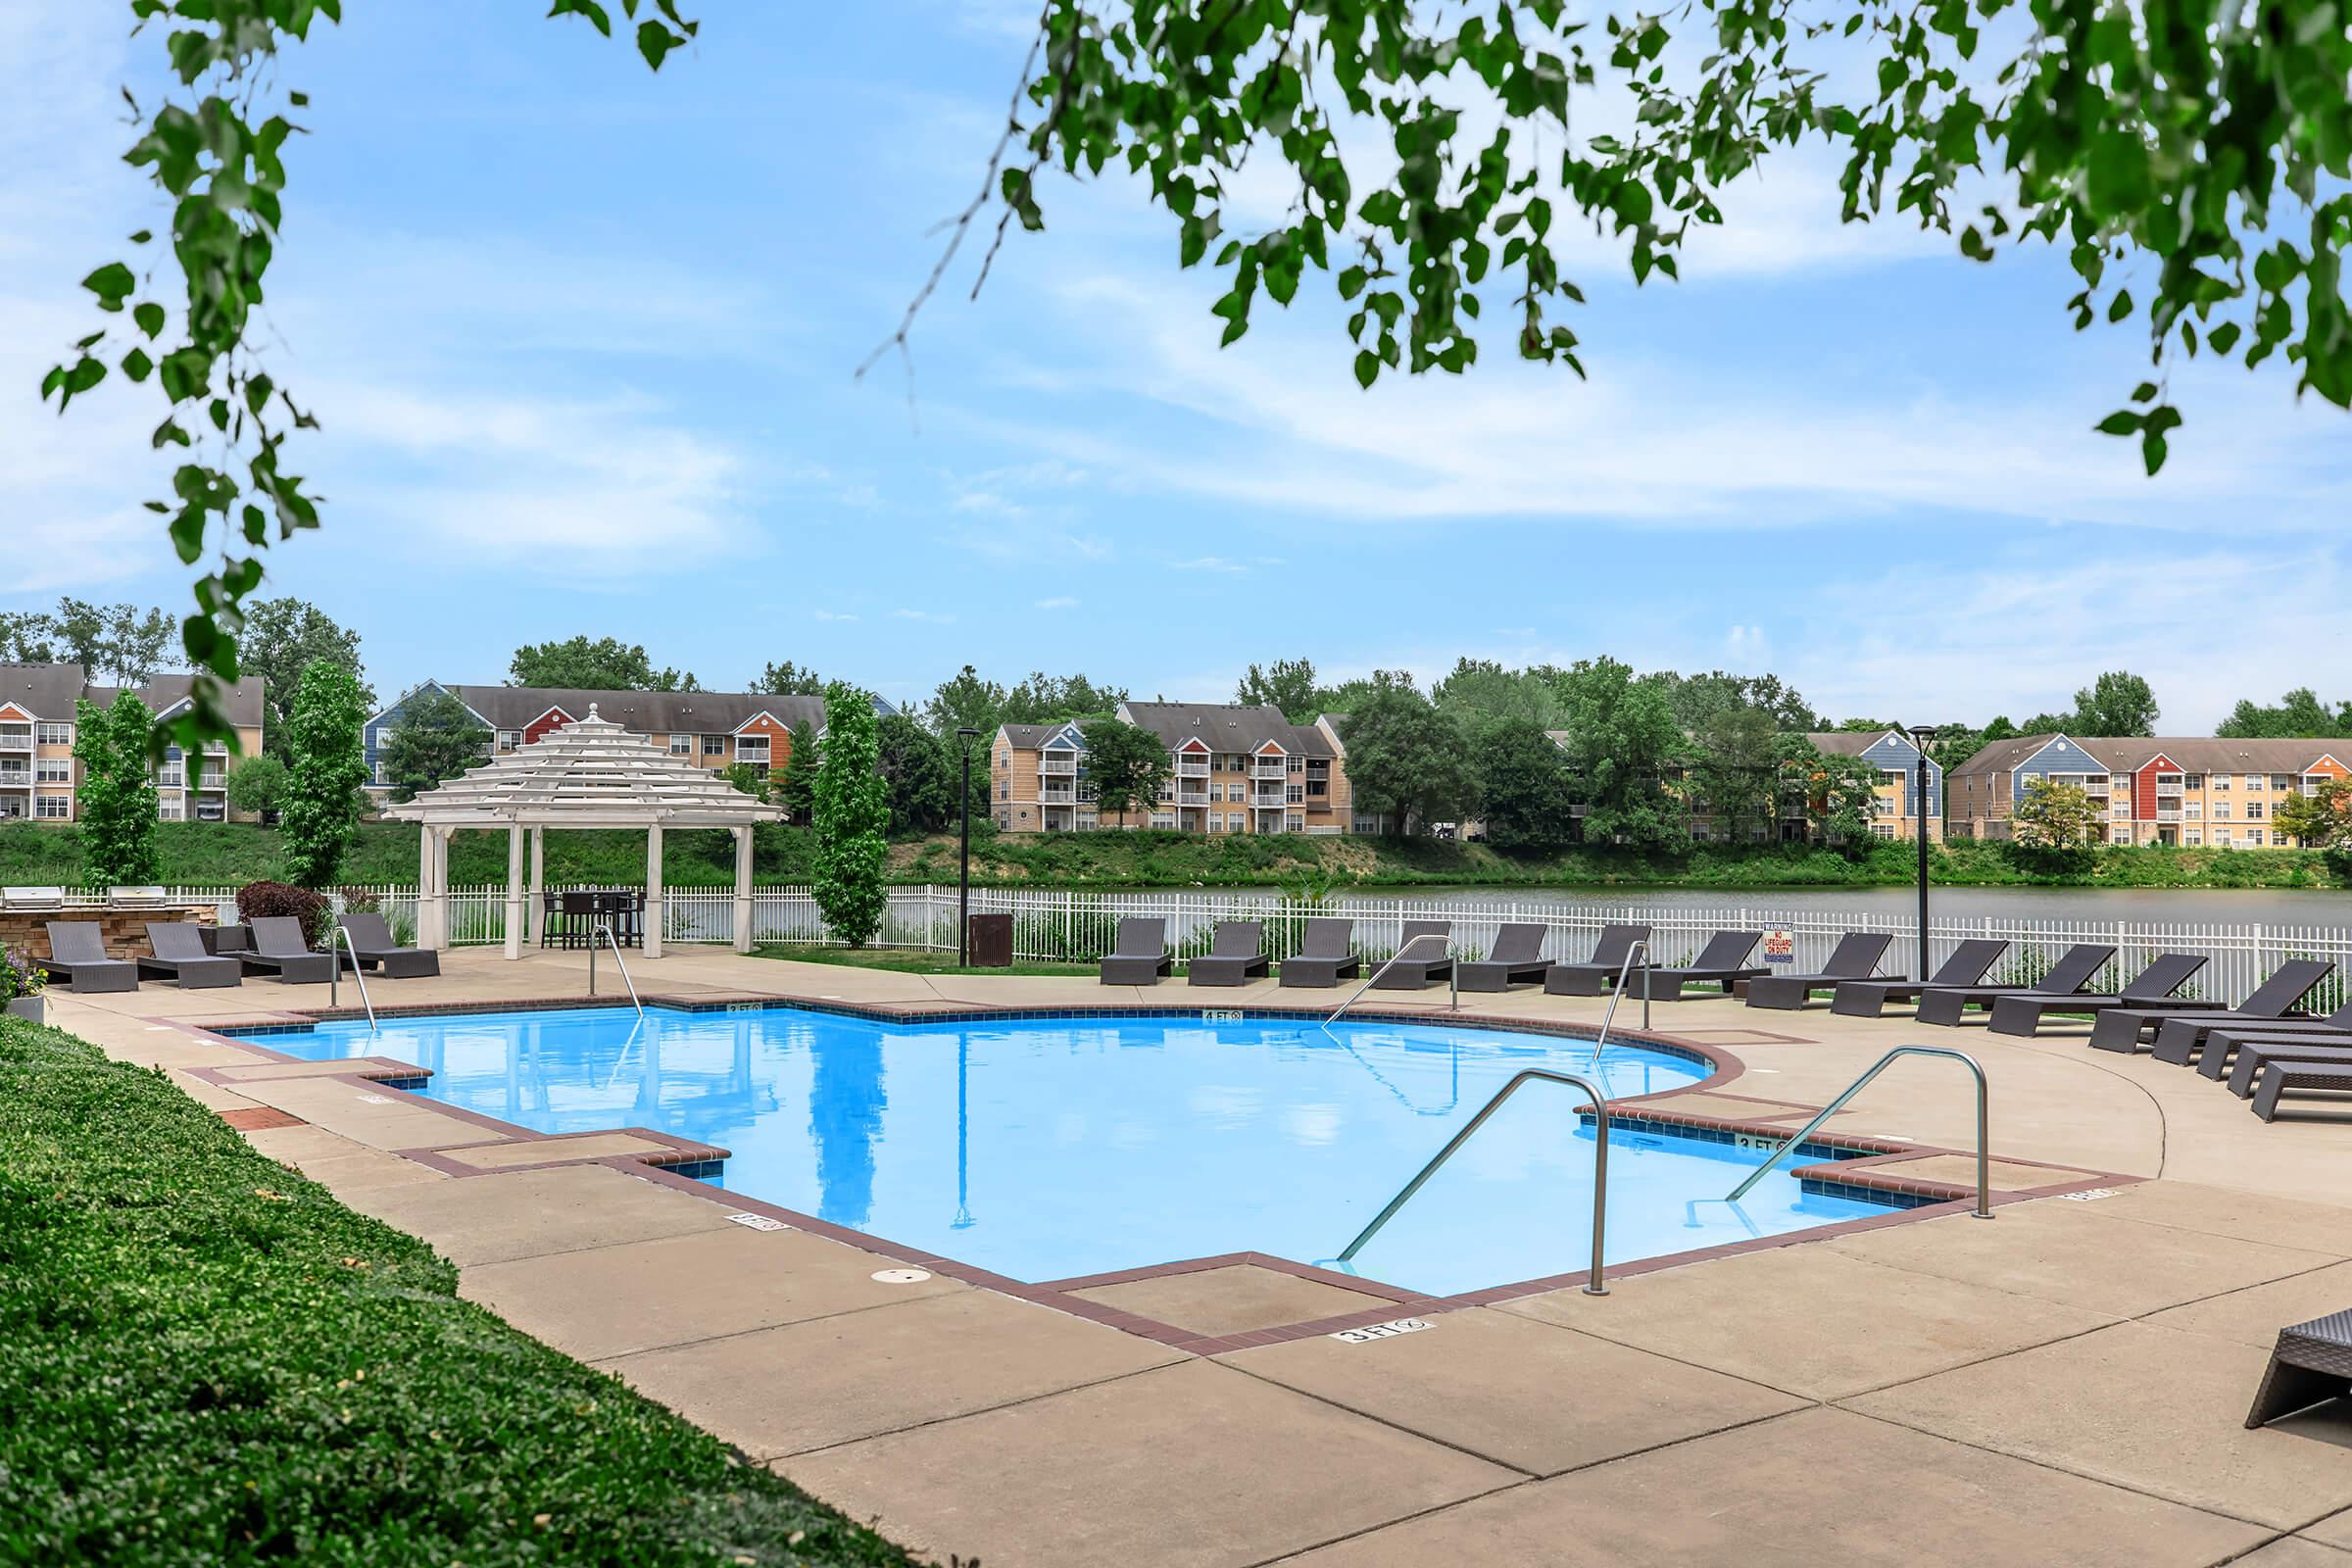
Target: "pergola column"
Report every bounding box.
[732,825,755,954]
[503,823,525,959]
[527,827,546,948]
[433,827,453,952]
[418,822,445,951]
[644,822,665,959]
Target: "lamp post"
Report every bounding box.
[1908,724,1940,985]
[956,726,980,966]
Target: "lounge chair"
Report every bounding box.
[1542,924,1653,997]
[1984,953,2212,1037]
[337,910,439,978]
[2087,959,2334,1054]
[1279,918,1359,989]
[1913,943,2118,1026]
[2247,1309,2352,1426]
[1830,939,2010,1019]
[2154,998,2352,1071]
[1743,932,1895,1010]
[241,915,334,984]
[1370,920,1453,990]
[137,922,241,989]
[1,886,65,912]
[40,921,138,994]
[1456,923,1551,992]
[1188,920,1269,987]
[2253,1061,2352,1122]
[1099,917,1172,986]
[2225,1039,2352,1099]
[1630,930,1766,1001]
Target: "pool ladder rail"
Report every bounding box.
[1340,1068,1614,1297]
[1321,931,1456,1040]
[589,922,644,1016]
[1590,939,1650,1062]
[1724,1044,1992,1218]
[327,924,377,1032]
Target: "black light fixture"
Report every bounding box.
[956,726,980,966]
[1908,723,1940,985]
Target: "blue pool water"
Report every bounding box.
[225,1006,1897,1296]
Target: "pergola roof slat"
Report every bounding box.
[382,707,787,827]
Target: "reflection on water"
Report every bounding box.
[809,1027,885,1227]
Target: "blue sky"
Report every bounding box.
[6,1,2349,729]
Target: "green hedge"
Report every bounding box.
[0,1019,913,1567]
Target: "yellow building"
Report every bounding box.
[0,664,268,824]
[1947,735,2352,848]
[991,702,1351,835]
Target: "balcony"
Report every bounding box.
[1175,759,1210,777]
[199,774,227,791]
[0,769,28,790]
[1251,760,1288,779]
[1039,754,1078,774]
[1039,787,1077,805]
[155,771,185,790]
[1251,789,1288,808]
[0,728,29,752]
[1175,788,1210,806]
[2154,808,2181,822]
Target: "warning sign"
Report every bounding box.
[1763,930,1795,964]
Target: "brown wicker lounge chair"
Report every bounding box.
[40,921,139,994]
[1914,943,2116,1026]
[1456,923,1550,992]
[1984,953,2211,1037]
[1099,917,1172,985]
[241,916,334,984]
[2088,959,2334,1054]
[1188,920,1269,987]
[1744,932,1894,1010]
[1630,930,1765,1001]
[1830,939,2008,1019]
[1542,924,1652,996]
[2154,999,2352,1070]
[138,922,242,989]
[2247,1310,2352,1426]
[1370,920,1453,990]
[337,910,439,978]
[1279,918,1359,989]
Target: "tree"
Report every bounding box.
[54,1,2348,759]
[1647,670,1821,734]
[2012,776,2102,849]
[2277,779,2352,849]
[72,693,160,893]
[241,598,369,761]
[380,686,491,804]
[1433,658,1560,730]
[718,761,768,800]
[1078,718,1172,827]
[224,754,288,821]
[1473,717,1579,848]
[1938,716,2019,772]
[1340,672,1476,836]
[924,665,1008,739]
[49,599,109,671]
[2023,712,2077,735]
[508,636,697,692]
[1235,659,1320,723]
[1003,671,1127,724]
[2218,689,2352,739]
[278,659,369,889]
[1688,706,1782,842]
[752,661,826,696]
[1778,737,1884,846]
[877,711,956,835]
[811,683,889,949]
[776,720,820,826]
[102,606,175,686]
[2072,671,2160,736]
[1547,658,1687,850]
[0,612,56,663]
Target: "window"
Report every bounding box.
[497,730,522,752]
[2109,825,2132,844]
[2247,801,2266,820]
[2275,830,2291,846]
[998,781,1009,801]
[2114,775,2133,789]
[2273,774,2296,791]
[1287,813,1305,833]
[1150,813,1177,830]
[374,761,388,786]
[2212,774,2230,790]
[157,798,183,821]
[735,735,769,761]
[1207,784,1221,802]
[669,734,692,755]
[704,735,726,756]
[35,793,71,819]
[1871,823,1896,839]
[2185,830,2201,846]
[2213,802,2232,819]
[36,721,70,745]
[999,749,1009,768]
[2248,773,2267,791]
[2214,827,2233,844]
[1288,756,1304,774]
[1286,785,1304,805]
[35,760,69,783]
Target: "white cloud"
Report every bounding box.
[1173,556,1251,574]
[814,610,860,622]
[892,608,956,624]
[1034,595,1078,610]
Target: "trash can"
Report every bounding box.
[966,912,1013,968]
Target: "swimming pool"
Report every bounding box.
[222,1005,1902,1297]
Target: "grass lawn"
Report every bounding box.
[751,944,1097,978]
[0,1017,916,1567]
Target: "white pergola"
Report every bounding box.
[381,706,786,959]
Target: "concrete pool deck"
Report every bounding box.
[46,947,2352,1565]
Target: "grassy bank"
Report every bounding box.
[3,819,2344,892]
[0,1018,914,1567]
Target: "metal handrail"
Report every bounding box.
[1340,1068,1613,1296]
[1591,940,1651,1060]
[589,921,643,1016]
[1725,1045,1991,1217]
[1323,931,1454,1038]
[327,924,376,1032]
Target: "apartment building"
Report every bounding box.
[0,663,268,824]
[361,683,897,795]
[1948,735,2352,848]
[991,702,1351,835]
[1799,729,1943,843]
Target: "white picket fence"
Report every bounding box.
[93,883,2352,1010]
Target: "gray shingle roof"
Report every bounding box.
[1948,733,2352,777]
[1803,729,1914,760]
[1117,701,1337,757]
[448,686,833,736]
[0,663,265,729]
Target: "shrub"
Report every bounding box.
[236,879,331,949]
[0,947,44,1004]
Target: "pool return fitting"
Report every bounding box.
[1723,1044,1992,1218]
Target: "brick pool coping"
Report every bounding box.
[171,991,2136,1356]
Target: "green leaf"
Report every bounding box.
[2093,411,2141,436]
[1354,350,1379,388]
[121,347,154,382]
[134,302,166,338]
[635,20,678,70]
[80,262,136,311]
